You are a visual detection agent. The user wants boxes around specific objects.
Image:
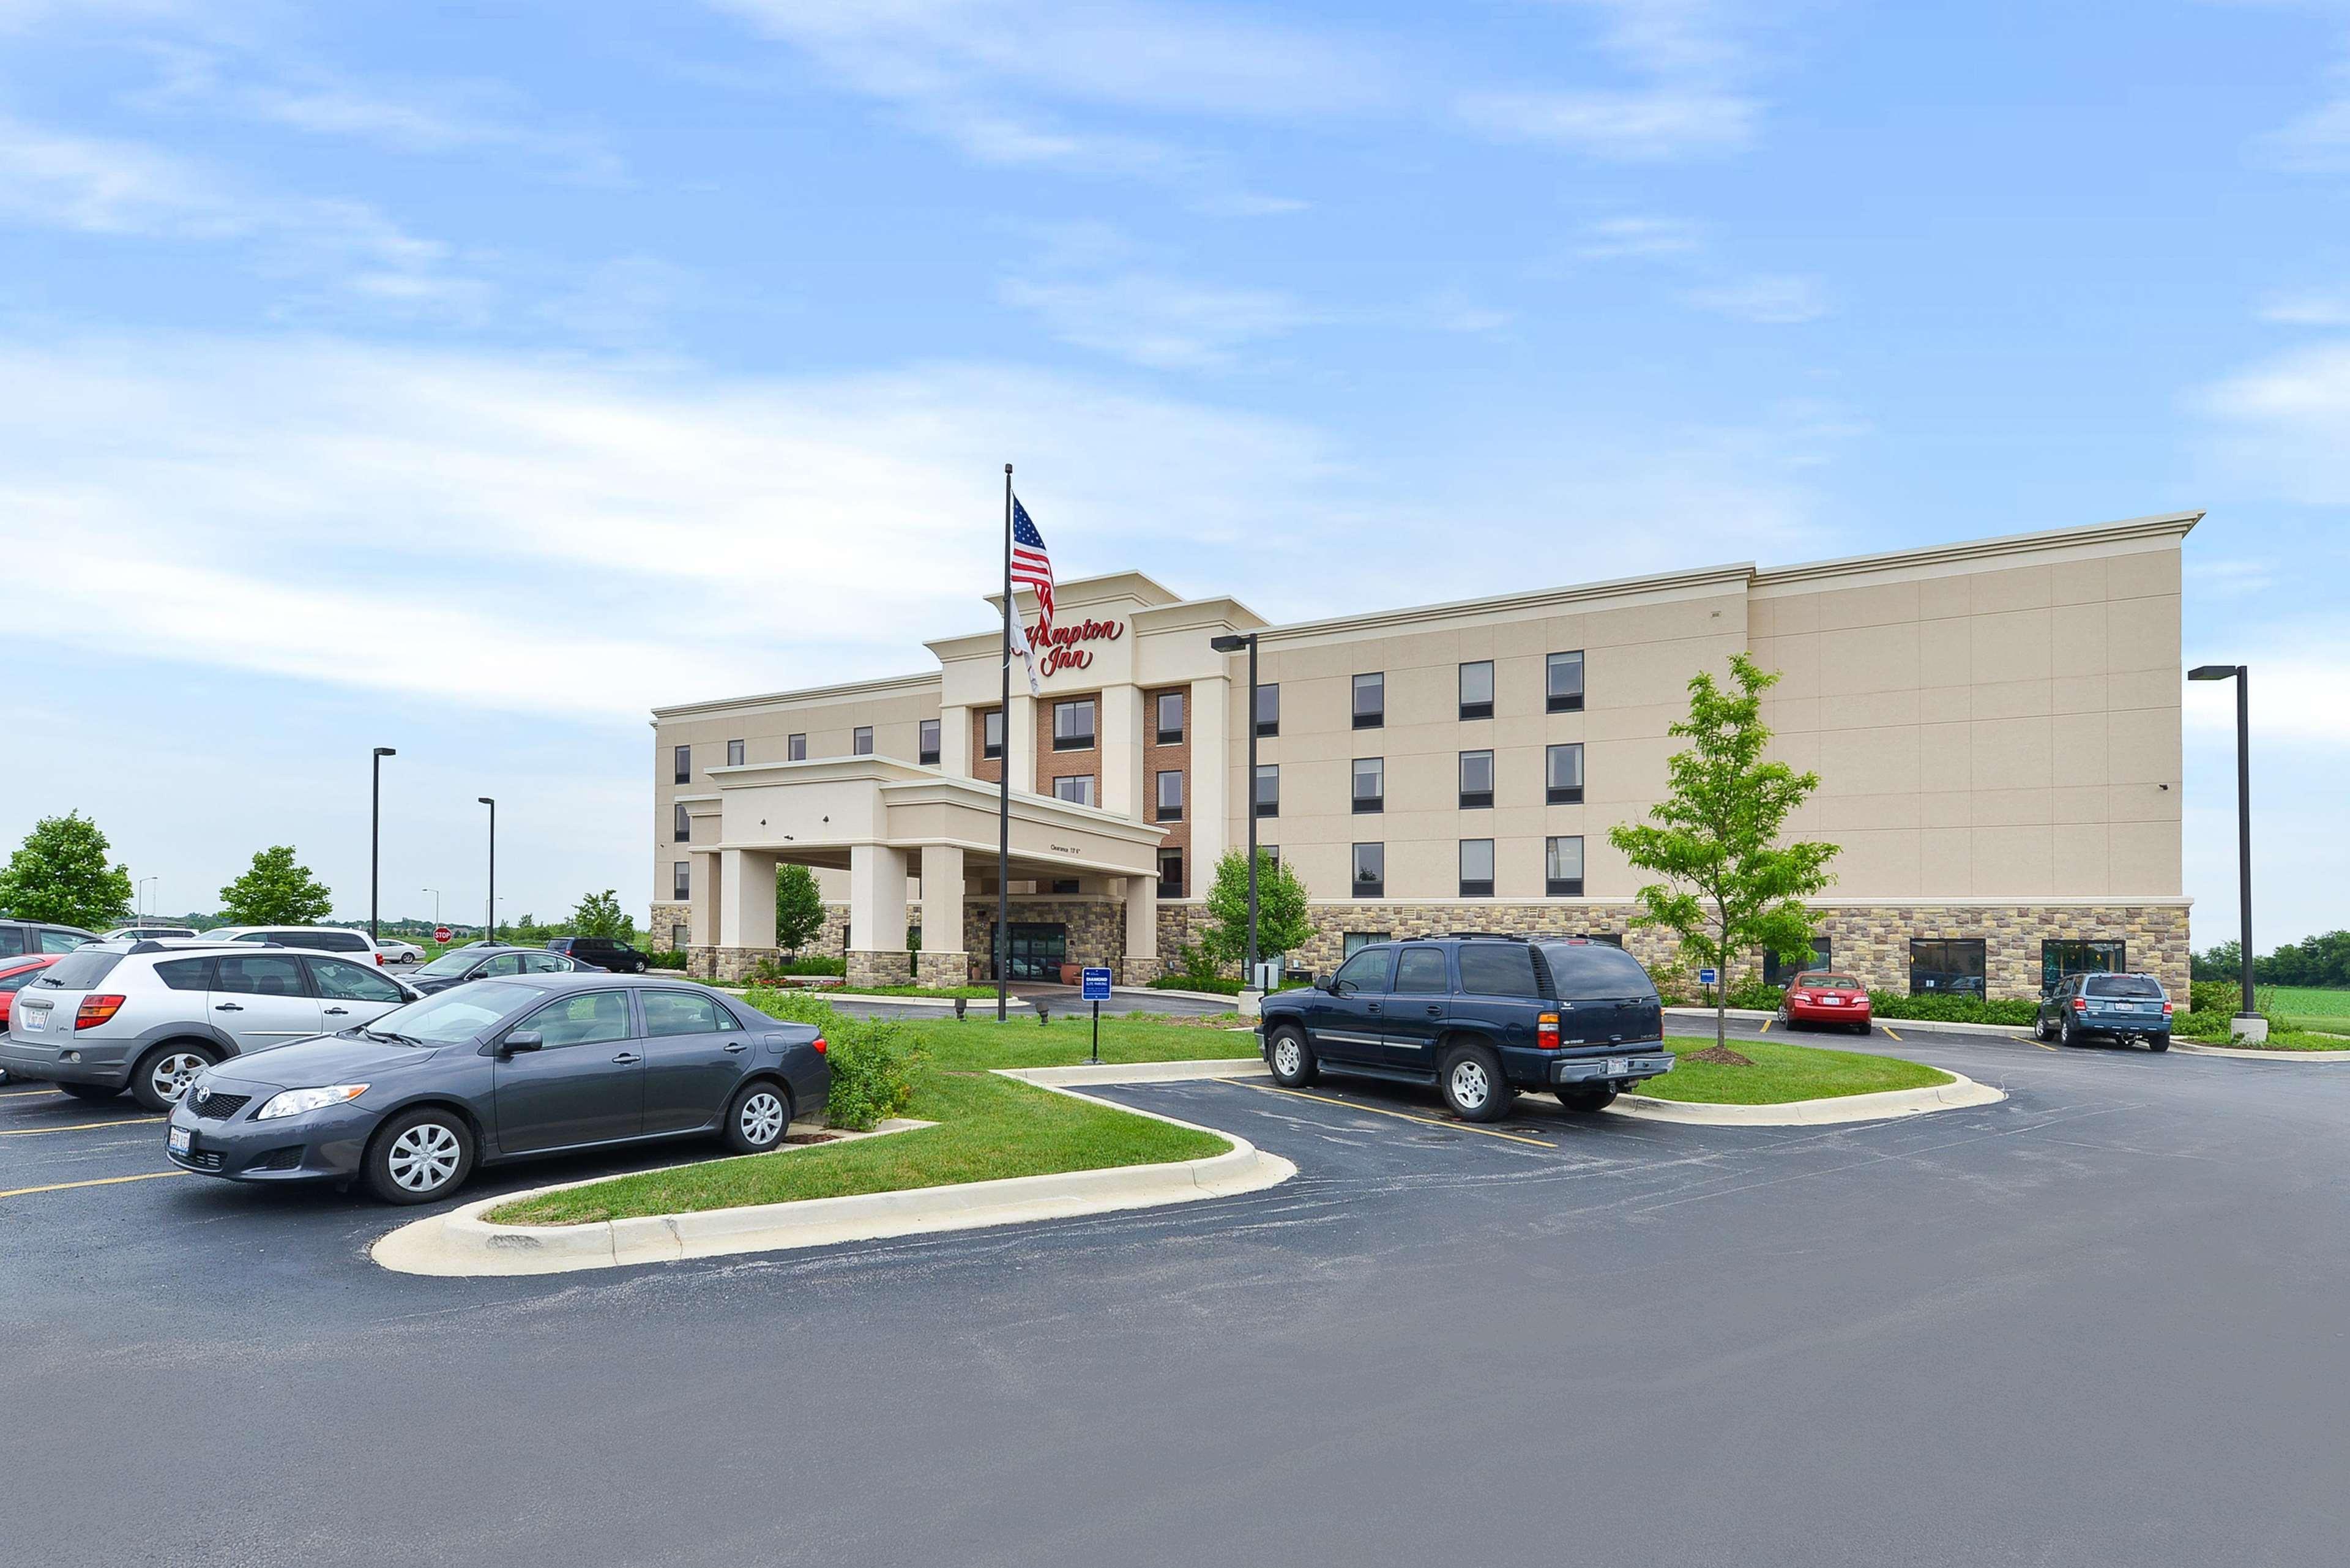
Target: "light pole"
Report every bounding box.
[477,797,496,944]
[370,747,397,941]
[136,876,157,923]
[1209,632,1262,991]
[2189,664,2257,1031]
[422,887,441,929]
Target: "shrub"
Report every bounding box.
[740,989,917,1131]
[1865,991,2039,1026]
[778,955,845,976]
[1726,978,1785,1011]
[2173,1008,2230,1041]
[646,949,687,970]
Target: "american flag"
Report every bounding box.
[1010,496,1054,630]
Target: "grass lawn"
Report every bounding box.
[1638,1035,1953,1105]
[485,1010,1258,1226]
[2190,1028,2350,1052]
[2266,987,2350,1034]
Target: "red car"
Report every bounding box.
[1779,970,1873,1033]
[0,954,61,1079]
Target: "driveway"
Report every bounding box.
[2,1032,2344,1567]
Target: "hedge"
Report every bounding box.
[741,989,918,1131]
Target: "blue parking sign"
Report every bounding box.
[1698,967,1718,985]
[1081,967,1113,1001]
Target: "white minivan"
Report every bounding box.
[201,926,389,966]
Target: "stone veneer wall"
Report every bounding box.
[650,902,849,957]
[959,897,1125,980]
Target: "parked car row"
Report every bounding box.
[1,936,829,1205]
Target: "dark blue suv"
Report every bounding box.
[1257,935,1673,1121]
[2035,972,2173,1050]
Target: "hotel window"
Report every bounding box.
[2042,939,2125,992]
[1053,774,1096,807]
[981,709,1003,761]
[1258,845,1279,866]
[1764,938,1835,988]
[1459,660,1494,721]
[1545,835,1584,897]
[917,719,941,765]
[1352,671,1384,730]
[1157,847,1185,899]
[787,733,807,761]
[1155,691,1184,745]
[1155,769,1184,822]
[1458,838,1495,898]
[673,804,691,843]
[1459,749,1494,810]
[725,738,745,767]
[1352,756,1384,814]
[852,726,873,756]
[1546,742,1584,805]
[1351,843,1384,898]
[672,861,690,900]
[1255,682,1280,737]
[1546,650,1586,712]
[673,744,690,784]
[1342,931,1388,960]
[1909,938,1988,999]
[1050,879,1082,895]
[671,923,689,950]
[1256,764,1280,818]
[1053,698,1096,751]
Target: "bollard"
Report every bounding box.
[1036,1002,1051,1027]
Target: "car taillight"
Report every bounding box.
[75,995,125,1030]
[2163,1001,2175,1015]
[375,953,386,965]
[1536,1013,1560,1048]
[810,1035,827,1055]
[2072,996,2087,1012]
[1789,991,1810,1005]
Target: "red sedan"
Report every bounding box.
[1779,970,1873,1033]
[0,954,60,1079]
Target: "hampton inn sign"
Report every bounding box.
[650,516,2199,1002]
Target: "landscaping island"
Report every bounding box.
[1636,1036,1954,1105]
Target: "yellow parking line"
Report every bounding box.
[1,1087,63,1098]
[1245,1083,1558,1148]
[0,1116,165,1136]
[1879,1026,1901,1041]
[0,1170,188,1200]
[1758,1017,1772,1033]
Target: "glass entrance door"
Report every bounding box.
[988,922,1069,981]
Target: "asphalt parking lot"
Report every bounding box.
[5,1025,2346,1568]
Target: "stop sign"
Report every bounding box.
[435,926,452,943]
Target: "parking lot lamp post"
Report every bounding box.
[477,798,496,944]
[136,876,156,923]
[370,747,397,942]
[423,888,440,930]
[1209,633,1261,987]
[2188,665,2256,1023]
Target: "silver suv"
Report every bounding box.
[0,940,420,1111]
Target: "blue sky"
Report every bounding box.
[1,1,2343,945]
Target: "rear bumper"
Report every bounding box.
[1788,1002,1871,1025]
[0,1036,134,1088]
[1544,1049,1674,1088]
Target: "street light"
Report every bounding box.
[422,887,440,929]
[371,747,397,942]
[136,876,157,922]
[2189,664,2257,1032]
[477,797,496,944]
[1209,632,1262,992]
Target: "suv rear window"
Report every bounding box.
[285,930,367,952]
[1456,943,1542,998]
[154,957,217,991]
[1536,941,1657,998]
[2086,975,2163,998]
[40,950,124,988]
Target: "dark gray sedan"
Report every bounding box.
[162,974,830,1203]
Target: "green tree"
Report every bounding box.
[0,811,133,928]
[775,862,826,956]
[2191,939,2243,983]
[1608,654,1840,1049]
[1201,848,1312,978]
[571,889,633,939]
[217,846,334,925]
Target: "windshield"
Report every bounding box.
[416,948,494,978]
[36,950,124,988]
[1537,941,1657,998]
[1797,974,1864,991]
[2086,975,2163,998]
[359,982,551,1044]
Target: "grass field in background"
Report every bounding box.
[2268,987,2350,1029]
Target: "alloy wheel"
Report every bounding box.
[740,1091,786,1145]
[1272,1037,1302,1077]
[387,1122,463,1193]
[1450,1058,1491,1111]
[148,1051,207,1104]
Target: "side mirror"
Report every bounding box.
[500,1029,543,1055]
[1329,979,1354,997]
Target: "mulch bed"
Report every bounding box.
[1681,1045,1754,1067]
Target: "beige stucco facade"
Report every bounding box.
[651,512,2196,998]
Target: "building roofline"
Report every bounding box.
[1751,510,2203,589]
[651,670,940,722]
[1258,561,1758,644]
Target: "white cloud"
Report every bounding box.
[2255,88,2350,172]
[1456,87,1757,160]
[1577,213,1705,258]
[2196,338,2350,504]
[1681,273,1828,323]
[999,271,1317,369]
[2258,286,2350,325]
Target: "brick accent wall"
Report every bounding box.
[1143,684,1192,896]
[1035,689,1103,808]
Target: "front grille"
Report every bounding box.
[190,1091,250,1120]
[250,1146,304,1171]
[176,1149,224,1171]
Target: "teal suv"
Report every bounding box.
[1256,935,1673,1121]
[2036,972,2173,1050]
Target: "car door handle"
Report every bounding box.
[215,1002,244,1012]
[323,1007,349,1015]
[1425,1004,1442,1015]
[611,1052,643,1064]
[723,1042,747,1053]
[1365,1002,1382,1014]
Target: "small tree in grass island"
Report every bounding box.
[217,846,334,927]
[774,862,826,957]
[1201,848,1312,980]
[570,889,634,940]
[1607,653,1840,1050]
[0,811,133,930]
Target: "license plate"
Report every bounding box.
[1607,1058,1628,1075]
[23,1009,45,1032]
[168,1125,192,1155]
[1820,996,1843,1006]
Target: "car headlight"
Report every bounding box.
[254,1085,370,1120]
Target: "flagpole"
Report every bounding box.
[998,463,1013,1023]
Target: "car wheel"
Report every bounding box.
[2059,1015,2075,1048]
[365,1108,476,1204]
[1556,1085,1616,1113]
[634,959,647,974]
[129,1043,215,1112]
[1440,1043,1513,1122]
[1266,1025,1317,1088]
[60,1082,122,1103]
[2034,1014,2052,1040]
[2148,1036,2170,1054]
[723,1081,791,1154]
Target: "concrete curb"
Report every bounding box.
[371,1071,1292,1279]
[822,991,1028,1009]
[1116,985,1246,1006]
[1610,1069,2005,1126]
[2174,1040,2350,1062]
[1663,1006,2034,1040]
[998,1058,1269,1088]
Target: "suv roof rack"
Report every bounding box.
[1437,931,1617,943]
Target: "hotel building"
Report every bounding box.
[650,512,2196,1000]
